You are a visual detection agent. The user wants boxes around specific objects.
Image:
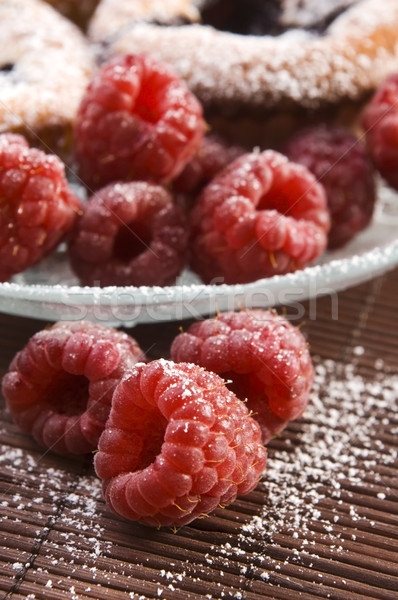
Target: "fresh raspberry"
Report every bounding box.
[189,150,330,284]
[94,359,267,528]
[0,133,81,282]
[172,133,245,198]
[68,181,188,287]
[361,73,398,190]
[285,124,377,249]
[1,321,146,455]
[170,309,314,444]
[75,53,205,190]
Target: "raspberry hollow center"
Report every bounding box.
[257,188,292,215]
[134,413,168,471]
[42,373,90,417]
[223,371,265,405]
[113,220,152,262]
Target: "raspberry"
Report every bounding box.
[75,53,205,190]
[172,133,245,198]
[68,181,188,287]
[1,321,146,455]
[189,150,330,284]
[170,309,314,444]
[94,359,267,528]
[0,133,81,282]
[361,73,398,190]
[285,124,377,249]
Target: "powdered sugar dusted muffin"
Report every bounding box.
[0,0,94,157]
[89,0,398,146]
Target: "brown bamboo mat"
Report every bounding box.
[0,270,397,600]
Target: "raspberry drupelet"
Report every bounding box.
[0,133,81,282]
[68,181,188,287]
[172,133,245,200]
[189,149,330,284]
[285,124,376,249]
[170,309,314,444]
[361,72,398,191]
[94,359,267,528]
[1,321,146,455]
[75,53,206,190]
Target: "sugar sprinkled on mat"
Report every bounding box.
[0,356,396,598]
[210,356,398,582]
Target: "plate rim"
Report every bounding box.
[0,236,397,323]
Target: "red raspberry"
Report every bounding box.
[1,321,146,455]
[75,53,205,190]
[94,359,267,528]
[172,133,245,197]
[0,133,81,282]
[68,181,188,287]
[170,309,314,444]
[361,73,398,190]
[189,150,330,284]
[285,125,377,249]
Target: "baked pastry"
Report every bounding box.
[0,0,94,157]
[88,0,398,147]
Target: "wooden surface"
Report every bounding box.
[0,270,397,600]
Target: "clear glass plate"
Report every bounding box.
[1,180,397,326]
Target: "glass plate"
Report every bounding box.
[1,181,397,326]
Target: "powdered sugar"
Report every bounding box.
[0,0,93,134]
[90,0,398,111]
[0,353,396,597]
[220,357,397,567]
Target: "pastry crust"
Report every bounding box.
[89,0,398,114]
[0,0,94,156]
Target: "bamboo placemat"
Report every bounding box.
[0,270,397,600]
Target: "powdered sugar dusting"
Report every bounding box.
[91,0,398,110]
[0,0,93,134]
[212,357,397,580]
[0,354,397,597]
